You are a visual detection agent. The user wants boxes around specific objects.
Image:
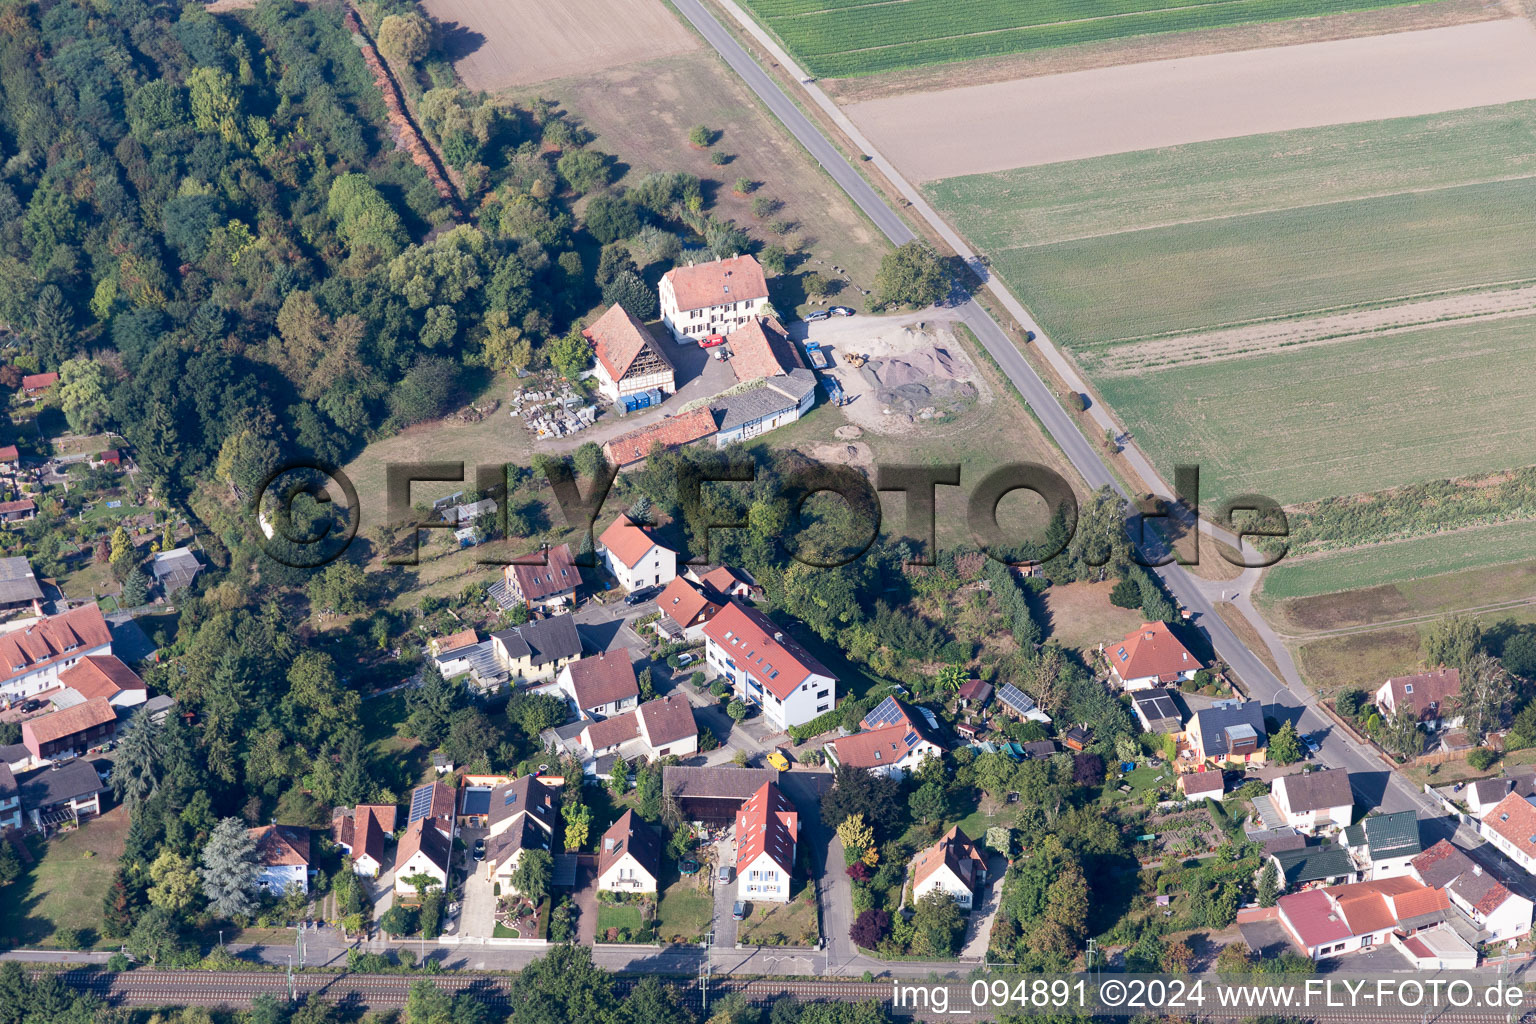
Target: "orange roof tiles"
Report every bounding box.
[911,825,985,891]
[599,514,664,570]
[603,409,718,468]
[657,577,722,630]
[1482,792,1536,856]
[701,601,834,702]
[663,255,768,312]
[21,373,57,393]
[584,304,666,382]
[727,317,802,383]
[0,603,112,686]
[1383,668,1461,720]
[565,651,639,710]
[250,824,310,868]
[22,697,115,746]
[506,543,579,602]
[1109,621,1200,683]
[58,655,144,702]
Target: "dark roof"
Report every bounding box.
[486,812,551,865]
[1342,810,1420,859]
[514,614,581,666]
[712,370,816,433]
[1411,839,1478,890]
[1469,778,1512,806]
[956,679,992,705]
[1131,688,1183,732]
[0,762,15,800]
[564,651,639,710]
[16,760,103,811]
[0,557,42,605]
[1256,829,1308,856]
[1279,768,1354,813]
[0,743,27,765]
[461,788,492,817]
[1192,700,1266,757]
[1271,844,1355,885]
[1021,740,1057,758]
[663,765,778,801]
[487,775,558,833]
[599,809,661,881]
[151,548,202,591]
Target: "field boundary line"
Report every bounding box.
[1276,594,1536,641]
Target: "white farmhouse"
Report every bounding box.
[1271,769,1354,832]
[909,826,988,911]
[1375,668,1462,731]
[659,255,770,343]
[583,303,675,403]
[598,514,676,593]
[736,781,797,904]
[702,601,836,731]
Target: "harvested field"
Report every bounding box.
[1270,560,1536,634]
[1293,625,1422,699]
[849,19,1536,177]
[419,0,696,91]
[739,0,1454,78]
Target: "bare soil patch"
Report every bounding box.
[419,0,697,92]
[1098,281,1536,375]
[1185,531,1245,583]
[1041,580,1148,652]
[1293,624,1423,698]
[824,0,1506,104]
[845,19,1536,180]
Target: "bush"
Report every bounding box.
[688,125,711,147]
[711,151,730,166]
[733,177,755,195]
[787,707,843,743]
[1468,747,1499,771]
[1067,391,1086,412]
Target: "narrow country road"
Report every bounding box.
[668,0,1445,825]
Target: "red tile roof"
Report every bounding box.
[22,697,115,746]
[638,694,697,747]
[397,817,451,874]
[599,514,665,570]
[833,699,940,770]
[250,824,310,867]
[58,655,144,702]
[333,804,395,867]
[912,825,985,891]
[727,316,802,383]
[583,711,640,752]
[663,255,768,312]
[602,408,717,467]
[585,303,667,382]
[956,679,992,704]
[697,565,760,596]
[1279,888,1353,948]
[434,629,479,657]
[735,781,797,874]
[0,446,18,462]
[0,603,112,686]
[1482,792,1536,856]
[505,543,579,603]
[701,601,834,702]
[21,372,57,393]
[565,651,639,711]
[657,577,722,630]
[1180,770,1224,796]
[1108,621,1200,683]
[1382,668,1461,720]
[0,499,35,516]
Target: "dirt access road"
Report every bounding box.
[845,18,1536,179]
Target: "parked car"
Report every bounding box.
[473,838,485,859]
[701,334,727,348]
[625,586,660,606]
[677,652,696,667]
[19,699,43,713]
[804,310,831,322]
[732,901,746,920]
[718,865,733,884]
[766,751,791,772]
[829,306,855,317]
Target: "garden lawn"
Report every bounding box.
[737,881,819,946]
[0,805,128,948]
[655,873,712,944]
[595,903,644,941]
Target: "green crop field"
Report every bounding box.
[741,0,1447,77]
[1261,520,1536,600]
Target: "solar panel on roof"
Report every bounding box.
[997,684,1033,711]
[903,731,919,746]
[408,786,433,823]
[864,696,902,728]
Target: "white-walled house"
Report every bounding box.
[1375,668,1462,731]
[0,603,114,704]
[580,694,698,762]
[250,825,310,895]
[1342,810,1422,880]
[1278,877,1451,960]
[909,826,987,911]
[1413,839,1534,942]
[598,514,676,593]
[332,804,396,878]
[394,818,452,895]
[702,601,836,731]
[659,255,770,343]
[1479,793,1536,875]
[0,763,19,832]
[827,697,943,780]
[736,782,797,903]
[1104,621,1200,691]
[1272,769,1354,832]
[598,810,660,894]
[558,651,640,719]
[584,303,675,403]
[483,775,559,891]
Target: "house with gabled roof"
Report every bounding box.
[1184,699,1266,768]
[599,513,676,593]
[1411,839,1532,941]
[1375,668,1461,730]
[995,683,1051,724]
[0,602,114,704]
[655,576,724,642]
[16,759,102,833]
[659,255,769,343]
[826,696,943,780]
[0,556,43,613]
[583,303,675,403]
[395,818,452,895]
[1180,770,1223,802]
[558,650,639,719]
[332,804,396,878]
[602,408,719,469]
[1104,621,1201,691]
[408,781,457,841]
[688,565,761,600]
[55,655,145,710]
[580,694,698,762]
[250,824,311,894]
[662,765,777,824]
[712,370,818,447]
[22,698,118,762]
[1468,777,1514,815]
[1272,769,1354,832]
[702,601,836,731]
[483,775,558,889]
[910,826,988,910]
[726,316,803,384]
[502,543,580,610]
[736,781,797,903]
[1342,810,1421,880]
[1269,842,1357,892]
[490,613,582,686]
[598,809,660,894]
[1277,876,1453,960]
[1478,792,1536,875]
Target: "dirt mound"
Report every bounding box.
[863,345,964,388]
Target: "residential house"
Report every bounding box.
[483,775,558,889]
[1397,925,1479,970]
[597,809,660,894]
[1179,770,1223,802]
[151,548,202,596]
[1271,769,1354,832]
[56,655,146,710]
[956,679,992,712]
[1468,778,1514,815]
[1411,839,1533,942]
[725,316,803,383]
[0,445,17,466]
[736,781,797,903]
[702,601,836,731]
[407,781,457,840]
[21,698,117,762]
[1342,810,1422,880]
[250,824,311,894]
[502,543,580,611]
[394,818,452,895]
[1021,740,1057,760]
[1105,621,1201,691]
[16,759,103,832]
[0,556,43,614]
[662,765,778,824]
[1269,843,1357,892]
[0,499,34,523]
[95,449,122,469]
[909,826,988,910]
[332,804,397,878]
[655,576,724,642]
[21,372,57,397]
[688,566,762,601]
[558,651,640,719]
[0,602,114,703]
[1131,688,1183,735]
[711,370,817,447]
[1375,668,1462,730]
[0,762,19,831]
[490,613,582,686]
[599,514,677,593]
[580,694,698,762]
[1478,792,1536,875]
[1183,699,1267,767]
[602,408,719,470]
[584,303,675,403]
[1277,877,1455,960]
[995,683,1051,724]
[827,696,944,780]
[430,629,482,679]
[659,255,770,343]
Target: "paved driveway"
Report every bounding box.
[711,833,739,948]
[960,853,1006,959]
[458,853,496,938]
